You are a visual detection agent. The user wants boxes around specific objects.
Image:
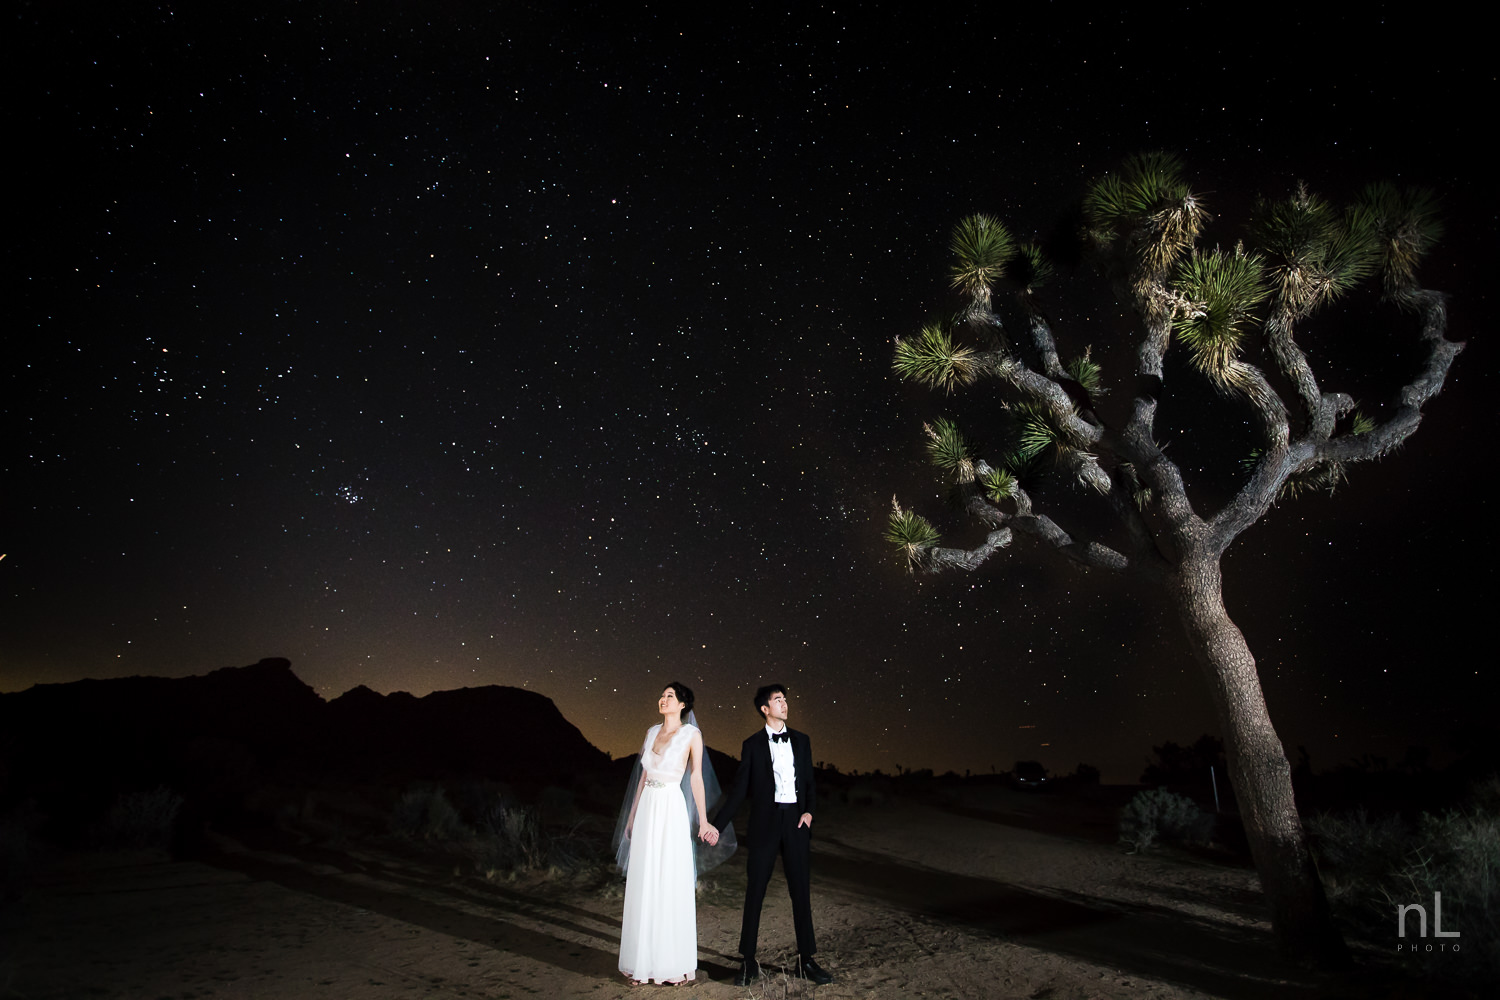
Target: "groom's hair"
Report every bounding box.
[753,683,786,718]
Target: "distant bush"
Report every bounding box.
[97,786,183,850]
[1119,788,1214,853]
[1070,763,1102,785]
[845,776,892,807]
[1140,734,1225,784]
[390,785,470,842]
[1310,778,1500,987]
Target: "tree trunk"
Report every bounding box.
[1172,553,1348,968]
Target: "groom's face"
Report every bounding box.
[761,691,789,727]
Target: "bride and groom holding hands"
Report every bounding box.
[613,682,834,987]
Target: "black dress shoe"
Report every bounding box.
[733,958,761,986]
[797,956,833,984]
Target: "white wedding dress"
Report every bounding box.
[618,723,699,984]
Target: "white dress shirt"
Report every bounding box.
[766,724,797,803]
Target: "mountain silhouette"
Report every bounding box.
[0,658,610,836]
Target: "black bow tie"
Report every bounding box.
[770,731,789,743]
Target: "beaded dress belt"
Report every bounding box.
[645,778,669,788]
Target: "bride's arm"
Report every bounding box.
[689,729,718,845]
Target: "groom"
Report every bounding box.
[712,684,833,986]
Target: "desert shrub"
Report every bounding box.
[99,786,183,849]
[1119,788,1214,853]
[469,787,600,877]
[390,785,470,842]
[475,796,546,871]
[1307,809,1410,903]
[546,825,598,874]
[1310,778,1500,987]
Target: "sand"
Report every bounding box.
[1,787,1331,999]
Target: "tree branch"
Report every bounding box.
[1113,396,1200,542]
[1018,296,1068,380]
[967,303,1104,450]
[1227,360,1292,449]
[1208,440,1310,551]
[926,528,1014,572]
[1209,287,1459,550]
[1263,314,1324,432]
[1313,392,1356,442]
[1008,513,1136,574]
[1106,468,1173,574]
[915,487,1157,581]
[1057,445,1112,494]
[1318,289,1461,464]
[959,304,1115,495]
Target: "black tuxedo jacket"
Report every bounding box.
[712,727,816,848]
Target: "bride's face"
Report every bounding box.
[658,687,681,718]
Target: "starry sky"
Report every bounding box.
[7,3,1491,782]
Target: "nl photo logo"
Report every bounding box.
[1396,892,1460,953]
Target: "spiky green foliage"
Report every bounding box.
[1280,459,1347,499]
[1084,152,1192,226]
[1064,346,1103,394]
[1118,462,1153,510]
[1359,182,1443,299]
[1084,152,1208,277]
[924,418,975,483]
[1242,449,1350,499]
[981,466,1017,503]
[949,214,1016,299]
[1000,447,1043,480]
[1010,402,1064,462]
[1252,183,1378,318]
[886,497,941,571]
[1171,247,1269,386]
[893,323,980,393]
[1350,410,1375,436]
[1011,242,1055,292]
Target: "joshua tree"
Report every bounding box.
[886,153,1460,965]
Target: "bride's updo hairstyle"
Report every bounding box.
[665,681,694,722]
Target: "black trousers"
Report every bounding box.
[740,803,817,959]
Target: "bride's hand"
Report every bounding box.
[698,823,718,845]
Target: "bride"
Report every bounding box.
[613,682,735,985]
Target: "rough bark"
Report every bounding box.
[1172,549,1348,966]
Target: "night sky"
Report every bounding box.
[8,4,1491,782]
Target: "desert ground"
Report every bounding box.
[2,786,1361,1000]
